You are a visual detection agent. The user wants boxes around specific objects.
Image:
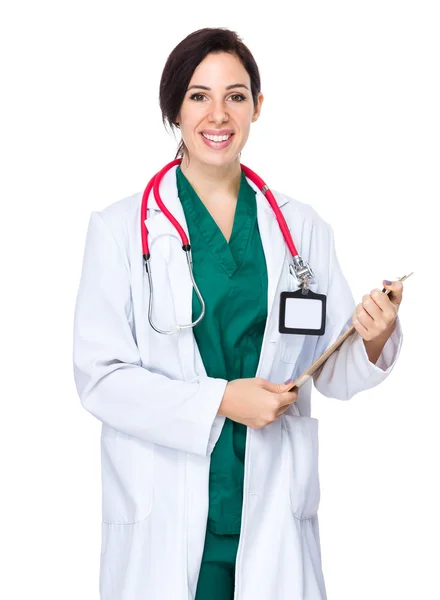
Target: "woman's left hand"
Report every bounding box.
[352,279,403,341]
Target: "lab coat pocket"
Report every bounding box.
[101,428,154,524]
[282,412,321,520]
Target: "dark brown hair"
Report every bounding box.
[159,28,261,159]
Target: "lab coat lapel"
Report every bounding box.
[144,165,187,241]
[249,180,307,379]
[253,188,286,322]
[144,166,200,379]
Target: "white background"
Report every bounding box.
[1,0,438,598]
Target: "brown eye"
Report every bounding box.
[229,94,246,102]
[189,93,206,102]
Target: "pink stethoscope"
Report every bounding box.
[141,158,315,335]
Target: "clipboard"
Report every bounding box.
[286,273,413,391]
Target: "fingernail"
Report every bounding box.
[384,280,392,285]
[284,378,293,384]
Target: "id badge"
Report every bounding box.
[279,289,327,335]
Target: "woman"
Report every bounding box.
[73,27,404,600]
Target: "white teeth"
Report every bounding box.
[202,133,232,142]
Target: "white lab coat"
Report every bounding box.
[73,165,403,600]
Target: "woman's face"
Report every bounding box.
[176,52,264,169]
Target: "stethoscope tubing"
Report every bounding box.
[141,158,306,334]
[141,158,299,258]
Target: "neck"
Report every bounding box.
[179,153,242,201]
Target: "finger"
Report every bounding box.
[276,403,291,417]
[352,314,369,338]
[361,293,383,319]
[263,379,295,394]
[371,290,398,324]
[382,280,403,306]
[356,302,376,326]
[367,288,398,327]
[277,390,298,406]
[261,380,283,393]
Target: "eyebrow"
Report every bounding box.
[187,83,250,92]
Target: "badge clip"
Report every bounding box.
[289,255,315,295]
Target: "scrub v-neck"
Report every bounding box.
[176,165,268,535]
[177,168,255,278]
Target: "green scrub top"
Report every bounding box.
[176,165,268,535]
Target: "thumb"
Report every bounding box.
[263,378,295,394]
[383,279,403,307]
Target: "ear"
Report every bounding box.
[251,92,264,123]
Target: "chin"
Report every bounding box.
[198,151,241,169]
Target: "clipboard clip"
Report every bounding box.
[289,256,315,295]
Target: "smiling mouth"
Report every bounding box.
[201,133,234,142]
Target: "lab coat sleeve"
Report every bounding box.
[73,211,227,457]
[312,223,403,400]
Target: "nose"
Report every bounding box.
[208,98,228,124]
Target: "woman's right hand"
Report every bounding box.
[218,378,298,429]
